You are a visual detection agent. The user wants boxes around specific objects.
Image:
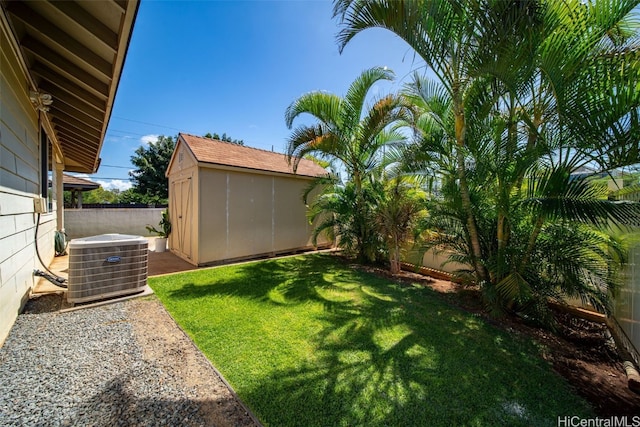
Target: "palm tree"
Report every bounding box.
[374,177,428,273]
[333,0,543,282]
[335,0,640,318]
[285,67,412,261]
[404,108,631,318]
[305,179,383,262]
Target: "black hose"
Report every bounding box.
[34,213,67,288]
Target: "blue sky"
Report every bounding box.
[86,0,426,190]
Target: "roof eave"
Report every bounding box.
[196,160,326,180]
[1,0,140,174]
[93,0,140,173]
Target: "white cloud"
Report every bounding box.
[96,179,132,192]
[141,134,160,145]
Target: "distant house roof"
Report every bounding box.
[62,173,100,191]
[177,133,327,178]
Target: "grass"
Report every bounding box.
[149,253,592,426]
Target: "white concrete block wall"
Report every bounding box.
[404,247,469,274]
[64,208,166,240]
[616,242,640,361]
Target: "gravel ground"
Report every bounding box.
[0,295,259,427]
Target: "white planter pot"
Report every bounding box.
[155,237,167,253]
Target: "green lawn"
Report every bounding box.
[149,253,591,426]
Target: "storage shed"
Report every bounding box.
[166,133,330,266]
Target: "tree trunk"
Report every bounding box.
[453,94,488,283]
[390,234,401,274]
[518,215,545,275]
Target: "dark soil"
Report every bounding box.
[22,292,66,314]
[354,262,640,417]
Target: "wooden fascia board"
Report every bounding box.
[96,0,140,173]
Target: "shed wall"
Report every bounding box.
[196,168,325,265]
[0,28,55,344]
[167,141,198,263]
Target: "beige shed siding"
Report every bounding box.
[0,28,55,344]
[274,176,312,249]
[196,168,226,262]
[194,168,326,265]
[168,135,330,266]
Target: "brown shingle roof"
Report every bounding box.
[179,133,327,178]
[62,173,100,191]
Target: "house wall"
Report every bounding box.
[0,28,55,345]
[195,168,328,265]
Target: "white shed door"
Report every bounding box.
[171,176,193,260]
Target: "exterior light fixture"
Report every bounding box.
[29,90,53,112]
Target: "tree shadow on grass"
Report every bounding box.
[245,310,591,426]
[162,255,371,311]
[155,254,592,426]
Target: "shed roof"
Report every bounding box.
[178,133,327,178]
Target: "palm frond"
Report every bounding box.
[285,92,342,129]
[285,124,343,172]
[524,166,640,227]
[342,66,395,130]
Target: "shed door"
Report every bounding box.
[171,176,193,260]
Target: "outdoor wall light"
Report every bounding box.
[29,90,53,112]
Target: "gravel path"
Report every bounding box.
[0,295,259,427]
